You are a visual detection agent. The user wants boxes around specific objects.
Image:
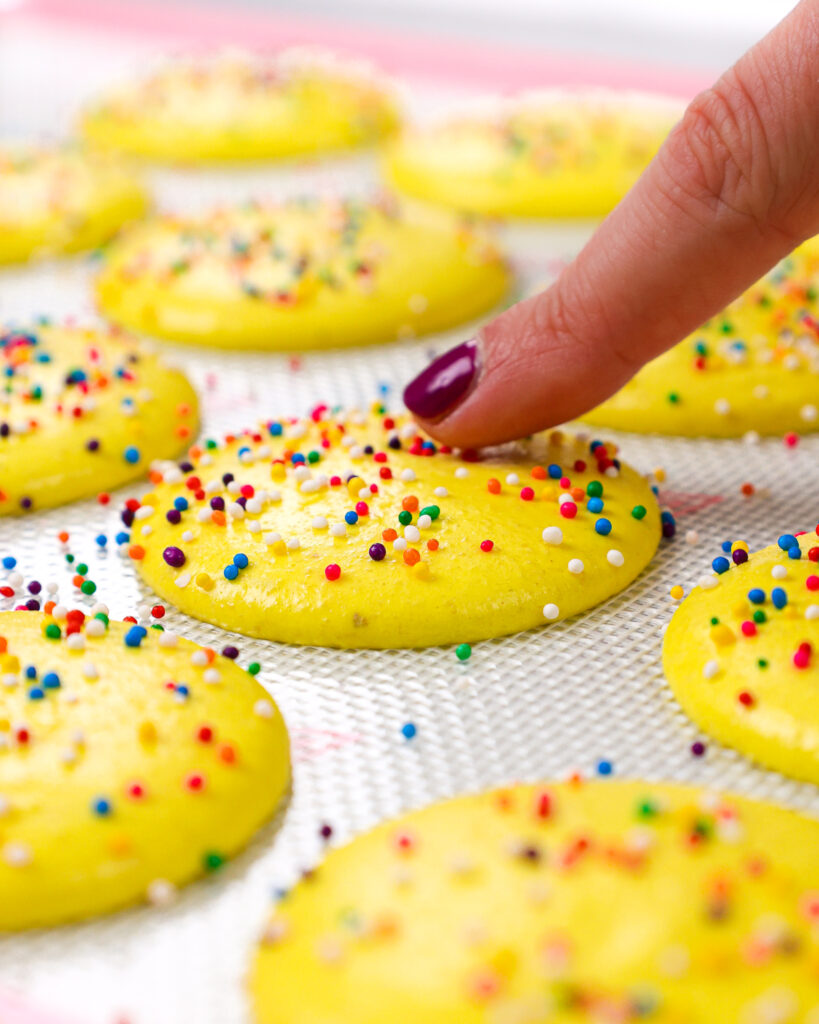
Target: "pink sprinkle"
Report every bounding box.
[807,576,819,591]
[480,540,494,552]
[794,642,812,669]
[741,621,756,637]
[325,564,341,581]
[520,487,535,501]
[560,502,577,519]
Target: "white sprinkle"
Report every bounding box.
[301,479,320,494]
[134,505,154,521]
[558,492,573,505]
[203,668,221,685]
[699,575,719,589]
[505,473,519,485]
[404,526,421,543]
[268,489,282,502]
[226,481,240,494]
[147,879,178,907]
[227,502,245,519]
[312,516,328,530]
[714,398,731,415]
[454,467,469,479]
[83,662,99,680]
[8,572,22,587]
[1,674,17,689]
[158,631,179,648]
[3,842,31,867]
[703,660,720,679]
[197,508,211,523]
[191,650,208,666]
[417,514,432,530]
[264,532,282,545]
[401,468,416,482]
[542,526,563,545]
[542,603,560,620]
[801,404,818,422]
[685,530,699,545]
[91,602,109,616]
[66,633,85,651]
[254,699,274,719]
[568,558,584,574]
[434,486,447,498]
[246,521,261,533]
[85,619,106,638]
[182,530,194,542]
[806,604,819,620]
[51,604,67,621]
[771,565,787,579]
[743,430,760,445]
[140,525,153,538]
[246,498,263,514]
[287,538,300,551]
[393,537,407,551]
[329,523,347,538]
[175,572,192,588]
[606,549,624,567]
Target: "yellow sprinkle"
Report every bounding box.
[412,562,431,581]
[196,572,214,591]
[541,485,559,502]
[141,492,159,507]
[108,835,133,858]
[271,463,286,481]
[731,540,749,553]
[654,467,666,483]
[670,585,684,600]
[710,624,736,647]
[272,540,287,556]
[0,654,20,672]
[347,479,361,496]
[138,721,157,745]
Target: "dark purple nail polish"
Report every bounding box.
[403,340,479,421]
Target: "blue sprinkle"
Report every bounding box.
[748,588,766,604]
[115,531,130,545]
[237,445,251,457]
[42,671,60,689]
[788,545,802,560]
[173,497,189,511]
[224,564,239,580]
[778,533,797,551]
[124,625,147,647]
[232,552,249,569]
[771,587,788,609]
[123,446,140,464]
[401,722,417,740]
[28,687,45,700]
[24,665,37,679]
[594,518,612,536]
[344,511,359,525]
[596,759,613,776]
[291,453,306,465]
[587,497,604,514]
[269,422,283,437]
[2,556,16,570]
[95,534,107,548]
[175,684,190,698]
[721,540,732,553]
[712,557,730,574]
[92,797,112,816]
[547,464,562,479]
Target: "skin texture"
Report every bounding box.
[80,51,399,163]
[383,92,680,218]
[252,779,819,1024]
[95,199,510,350]
[664,535,819,785]
[586,239,819,436]
[0,145,147,265]
[0,612,289,929]
[405,0,819,448]
[0,325,198,516]
[126,411,661,649]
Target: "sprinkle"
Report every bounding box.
[124,625,147,648]
[594,518,612,536]
[703,660,720,679]
[455,643,471,662]
[401,722,417,740]
[162,546,185,568]
[542,527,563,545]
[567,559,584,574]
[542,603,560,620]
[325,564,341,581]
[606,549,624,567]
[368,543,386,561]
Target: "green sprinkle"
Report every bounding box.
[455,643,472,662]
[586,481,603,498]
[419,505,440,520]
[667,392,680,404]
[80,580,96,595]
[203,851,225,872]
[757,658,769,669]
[752,610,766,624]
[94,612,109,626]
[65,553,75,564]
[307,450,321,464]
[636,798,658,819]
[631,505,647,520]
[710,616,720,625]
[248,662,261,676]
[398,510,412,526]
[44,623,61,640]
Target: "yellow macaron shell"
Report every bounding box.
[383,94,679,218]
[126,412,661,648]
[252,779,819,1024]
[80,52,399,162]
[95,198,510,350]
[586,243,819,437]
[664,535,819,784]
[0,145,148,265]
[0,325,198,515]
[0,611,289,929]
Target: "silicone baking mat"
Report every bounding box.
[1,9,817,1024]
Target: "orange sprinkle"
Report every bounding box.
[0,638,6,654]
[531,466,547,480]
[129,545,145,560]
[176,425,191,439]
[427,539,439,551]
[148,470,163,484]
[211,510,226,526]
[382,528,398,542]
[741,482,755,497]
[570,487,585,502]
[72,574,84,588]
[43,601,56,615]
[487,478,501,494]
[402,496,419,512]
[403,549,421,566]
[176,403,191,417]
[57,531,69,543]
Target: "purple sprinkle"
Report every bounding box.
[27,581,41,595]
[210,496,225,511]
[166,509,182,525]
[20,497,32,510]
[121,508,135,527]
[691,741,707,757]
[25,598,40,611]
[162,546,186,568]
[368,543,386,562]
[86,438,100,452]
[221,645,239,659]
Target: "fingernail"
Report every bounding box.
[403,339,479,421]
